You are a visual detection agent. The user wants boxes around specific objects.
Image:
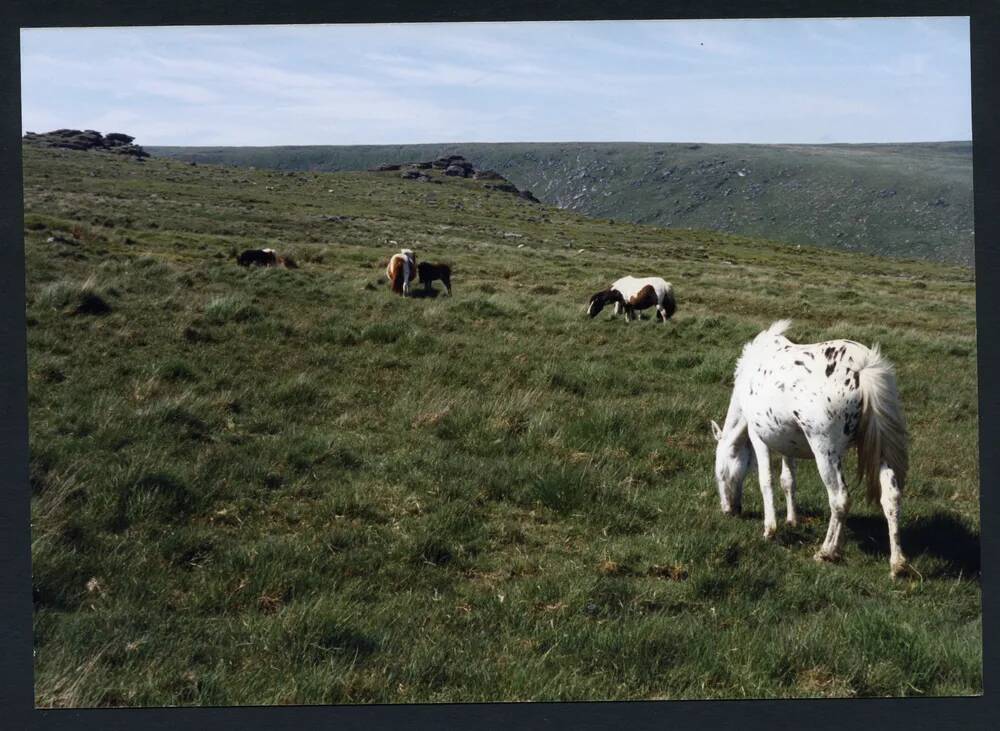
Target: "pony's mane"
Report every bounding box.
[734,320,794,381]
[764,319,792,338]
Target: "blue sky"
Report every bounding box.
[20,18,971,146]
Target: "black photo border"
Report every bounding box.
[1,1,996,729]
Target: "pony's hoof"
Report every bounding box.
[813,550,839,564]
[890,560,911,579]
[763,527,777,541]
[786,518,798,528]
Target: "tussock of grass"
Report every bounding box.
[37,275,113,315]
[203,295,261,323]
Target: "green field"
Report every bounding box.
[150,140,975,265]
[25,144,981,706]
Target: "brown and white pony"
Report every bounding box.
[386,249,417,295]
[588,276,676,323]
[417,262,452,296]
[237,248,278,267]
[237,248,298,268]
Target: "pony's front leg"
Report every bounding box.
[747,431,777,539]
[780,457,798,526]
[813,453,851,563]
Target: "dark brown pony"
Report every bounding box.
[417,262,452,296]
[237,248,278,267]
[236,248,298,269]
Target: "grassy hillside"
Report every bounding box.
[25,143,980,706]
[149,141,975,266]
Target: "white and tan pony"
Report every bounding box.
[711,320,910,577]
[386,248,417,296]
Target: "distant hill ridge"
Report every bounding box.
[149,141,974,266]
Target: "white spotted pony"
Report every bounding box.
[386,248,416,296]
[587,276,676,323]
[710,320,910,577]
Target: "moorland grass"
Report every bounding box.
[24,144,980,705]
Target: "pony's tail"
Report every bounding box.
[390,260,404,294]
[856,344,909,504]
[661,283,677,320]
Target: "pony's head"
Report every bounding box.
[587,288,624,318]
[710,420,754,515]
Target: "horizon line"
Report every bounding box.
[139,139,974,148]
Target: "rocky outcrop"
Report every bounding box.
[23,129,149,158]
[373,154,537,202]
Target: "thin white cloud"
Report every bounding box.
[19,18,971,145]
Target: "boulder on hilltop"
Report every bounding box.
[23,129,149,157]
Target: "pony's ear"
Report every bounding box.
[710,420,723,441]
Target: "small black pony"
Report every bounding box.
[236,248,298,269]
[417,262,452,296]
[237,248,278,267]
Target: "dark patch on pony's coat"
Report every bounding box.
[629,284,659,310]
[825,362,836,377]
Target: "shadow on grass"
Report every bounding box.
[409,287,442,299]
[848,511,981,579]
[737,508,825,547]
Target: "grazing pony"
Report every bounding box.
[237,248,278,267]
[710,320,909,577]
[417,262,452,296]
[587,276,676,323]
[236,248,298,268]
[386,249,417,296]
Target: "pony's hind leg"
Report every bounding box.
[780,457,798,526]
[813,453,851,562]
[879,463,909,578]
[747,431,778,539]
